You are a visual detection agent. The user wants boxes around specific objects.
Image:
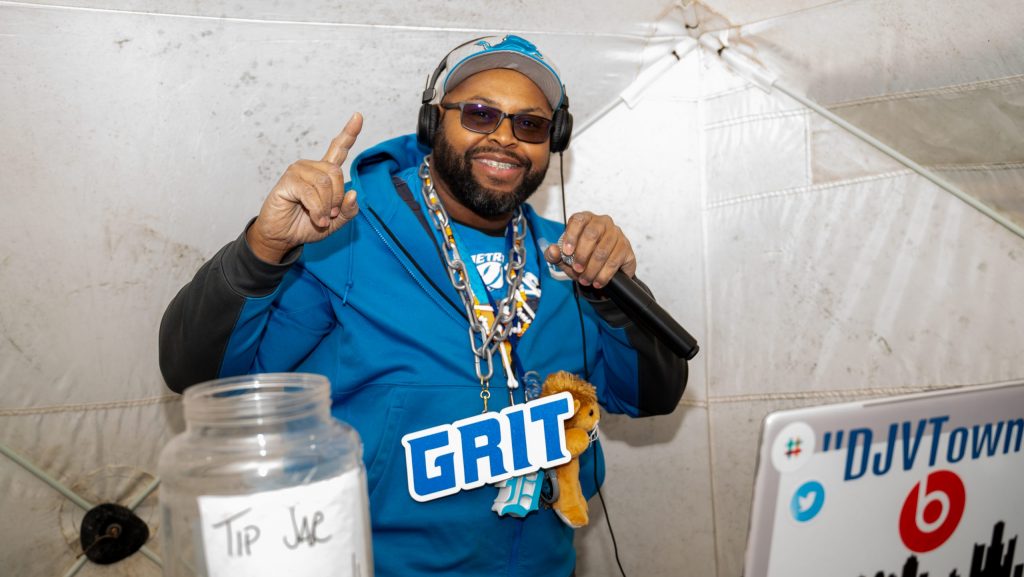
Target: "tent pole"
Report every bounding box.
[574,37,699,138]
[0,441,92,510]
[772,80,1024,241]
[703,33,1024,242]
[60,557,88,577]
[127,476,161,509]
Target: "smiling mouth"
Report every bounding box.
[472,156,527,185]
[478,158,519,170]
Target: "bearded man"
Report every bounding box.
[160,34,687,577]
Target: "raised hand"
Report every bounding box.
[246,113,363,263]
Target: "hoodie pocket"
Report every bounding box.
[361,387,407,499]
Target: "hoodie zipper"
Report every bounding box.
[359,207,465,325]
[506,519,525,577]
[364,197,529,577]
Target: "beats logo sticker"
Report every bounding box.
[899,470,966,553]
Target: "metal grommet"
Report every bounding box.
[79,503,149,564]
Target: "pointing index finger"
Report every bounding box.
[322,112,363,166]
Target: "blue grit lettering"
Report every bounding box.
[401,392,574,502]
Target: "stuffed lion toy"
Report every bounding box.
[541,371,600,528]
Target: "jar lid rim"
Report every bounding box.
[183,373,330,425]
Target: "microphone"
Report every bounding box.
[559,239,699,360]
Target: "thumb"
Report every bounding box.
[544,243,564,264]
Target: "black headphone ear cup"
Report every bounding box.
[417,103,441,148]
[549,107,573,153]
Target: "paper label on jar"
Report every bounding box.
[197,468,371,577]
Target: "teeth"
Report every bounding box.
[480,159,516,169]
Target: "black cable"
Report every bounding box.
[559,151,590,381]
[560,151,626,577]
[594,442,627,577]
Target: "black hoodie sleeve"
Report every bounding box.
[581,278,689,416]
[158,224,301,393]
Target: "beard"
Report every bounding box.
[431,130,548,219]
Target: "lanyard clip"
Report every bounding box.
[479,378,491,413]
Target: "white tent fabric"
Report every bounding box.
[2,1,1022,575]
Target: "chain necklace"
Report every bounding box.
[418,157,528,412]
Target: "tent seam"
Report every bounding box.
[709,385,955,404]
[679,397,708,409]
[706,169,912,209]
[0,0,668,41]
[701,73,1024,130]
[702,85,752,100]
[706,162,1024,211]
[705,380,1023,404]
[695,48,722,577]
[724,0,847,31]
[0,394,181,417]
[829,74,1024,109]
[804,109,811,186]
[704,107,805,130]
[931,161,1024,172]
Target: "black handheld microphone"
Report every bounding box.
[560,240,699,360]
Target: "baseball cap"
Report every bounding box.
[434,35,565,110]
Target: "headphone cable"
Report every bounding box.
[594,443,628,577]
[559,151,589,382]
[559,151,627,577]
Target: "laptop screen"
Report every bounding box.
[743,381,1024,576]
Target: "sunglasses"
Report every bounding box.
[440,102,552,144]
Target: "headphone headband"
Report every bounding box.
[421,36,488,105]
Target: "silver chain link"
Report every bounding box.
[418,158,527,410]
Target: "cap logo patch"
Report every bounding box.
[476,36,545,61]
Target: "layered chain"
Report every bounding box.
[418,158,527,411]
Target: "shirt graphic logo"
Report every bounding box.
[472,252,506,291]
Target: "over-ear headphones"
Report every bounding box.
[416,38,573,153]
[548,97,573,153]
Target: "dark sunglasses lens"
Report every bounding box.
[512,115,551,143]
[460,104,502,132]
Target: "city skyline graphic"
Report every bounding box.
[861,522,1021,577]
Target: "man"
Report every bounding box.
[160,35,687,577]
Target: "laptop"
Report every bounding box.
[743,380,1024,576]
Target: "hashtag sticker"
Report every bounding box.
[785,438,803,458]
[771,422,816,473]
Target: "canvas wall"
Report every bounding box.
[2,1,1023,576]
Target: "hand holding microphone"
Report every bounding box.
[543,212,699,360]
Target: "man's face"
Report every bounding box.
[431,68,553,219]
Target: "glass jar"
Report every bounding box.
[158,373,372,577]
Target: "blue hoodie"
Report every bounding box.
[160,134,687,576]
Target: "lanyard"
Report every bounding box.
[448,223,546,402]
[444,211,536,407]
